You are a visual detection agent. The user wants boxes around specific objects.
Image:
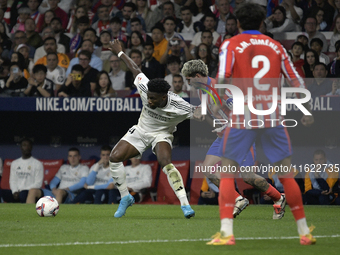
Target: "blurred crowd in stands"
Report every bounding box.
[1,0,340,98]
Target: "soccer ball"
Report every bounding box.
[36,196,59,217]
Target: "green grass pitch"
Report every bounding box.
[0,204,339,255]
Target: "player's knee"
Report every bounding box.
[109,150,124,162]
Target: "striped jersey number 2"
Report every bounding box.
[252,55,270,91]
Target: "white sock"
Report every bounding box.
[162,164,189,206]
[296,218,310,235]
[109,161,129,198]
[220,218,233,237]
[235,195,243,202]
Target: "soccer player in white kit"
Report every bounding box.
[108,39,196,218]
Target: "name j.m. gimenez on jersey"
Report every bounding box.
[236,39,281,54]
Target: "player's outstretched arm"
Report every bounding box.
[109,39,142,77]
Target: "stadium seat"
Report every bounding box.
[189,161,204,204]
[0,159,63,190]
[80,159,96,168]
[0,159,14,190]
[40,159,63,188]
[156,160,190,204]
[139,161,160,203]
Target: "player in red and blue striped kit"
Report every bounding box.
[208,2,315,246]
[182,59,285,219]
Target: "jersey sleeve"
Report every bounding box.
[134,73,149,104]
[216,40,234,82]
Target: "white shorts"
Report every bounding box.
[121,125,174,156]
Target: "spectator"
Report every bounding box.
[0,23,11,58]
[296,33,309,53]
[125,49,153,91]
[10,52,29,79]
[83,28,101,54]
[151,25,167,62]
[35,37,70,69]
[36,9,55,33]
[0,0,11,28]
[108,54,127,90]
[311,7,329,31]
[97,30,112,61]
[77,50,99,92]
[72,145,115,204]
[215,0,233,35]
[198,177,219,205]
[24,18,43,49]
[265,6,296,33]
[0,58,10,94]
[70,16,90,55]
[308,63,333,97]
[304,150,338,205]
[187,0,213,22]
[109,17,128,45]
[38,0,68,30]
[290,41,305,78]
[304,16,328,52]
[115,2,141,35]
[11,7,31,34]
[11,31,35,59]
[0,138,43,203]
[66,5,87,35]
[305,0,334,30]
[57,64,92,97]
[26,147,90,204]
[130,17,152,44]
[124,158,152,203]
[24,64,54,97]
[126,31,145,59]
[280,0,303,28]
[163,16,184,42]
[326,80,340,95]
[310,37,330,64]
[328,42,340,77]
[172,74,189,97]
[225,15,238,36]
[92,5,110,34]
[142,41,165,78]
[91,0,119,25]
[151,1,181,29]
[176,6,202,36]
[46,52,65,92]
[303,49,320,78]
[33,27,66,63]
[135,0,153,33]
[50,17,70,53]
[189,14,222,54]
[2,62,28,97]
[329,15,340,52]
[67,39,103,76]
[39,0,73,15]
[78,0,95,23]
[27,0,42,24]
[164,55,189,91]
[195,43,218,78]
[94,71,116,97]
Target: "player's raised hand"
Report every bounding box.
[109,39,123,55]
[301,115,314,127]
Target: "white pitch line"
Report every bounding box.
[0,235,339,248]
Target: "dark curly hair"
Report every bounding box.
[148,78,171,94]
[235,3,266,31]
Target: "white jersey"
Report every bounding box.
[125,163,152,192]
[9,157,44,193]
[89,163,112,186]
[47,66,66,85]
[55,164,89,190]
[134,73,194,134]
